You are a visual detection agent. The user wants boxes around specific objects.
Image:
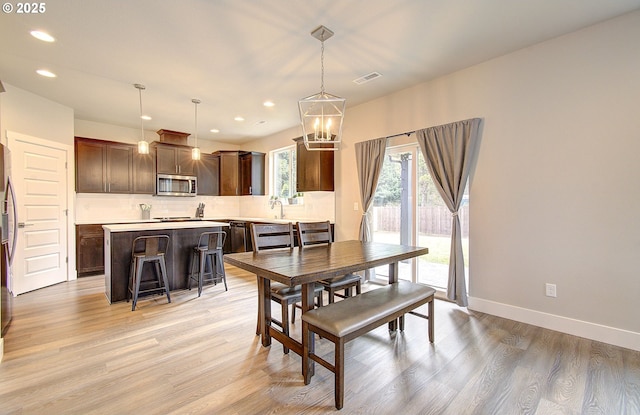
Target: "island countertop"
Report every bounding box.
[102,220,229,233]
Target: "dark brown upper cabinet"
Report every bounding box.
[294,137,335,192]
[155,143,195,176]
[240,151,265,196]
[196,152,219,196]
[212,150,265,196]
[76,137,131,193]
[75,137,154,195]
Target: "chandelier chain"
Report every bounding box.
[320,40,325,94]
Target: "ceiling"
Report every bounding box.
[1,1,639,145]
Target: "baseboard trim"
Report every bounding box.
[468,296,640,352]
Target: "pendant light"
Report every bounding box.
[134,83,149,154]
[191,98,201,160]
[298,25,345,151]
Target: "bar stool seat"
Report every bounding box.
[127,235,171,311]
[188,231,227,297]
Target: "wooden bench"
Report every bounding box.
[301,280,436,410]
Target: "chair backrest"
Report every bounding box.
[132,235,170,256]
[198,231,226,250]
[296,221,332,247]
[250,223,294,253]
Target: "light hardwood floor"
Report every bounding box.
[1,266,639,414]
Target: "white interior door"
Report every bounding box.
[7,132,69,295]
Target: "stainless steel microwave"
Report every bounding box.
[156,174,197,197]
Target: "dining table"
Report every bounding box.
[223,240,429,359]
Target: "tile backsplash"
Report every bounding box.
[75,192,335,224]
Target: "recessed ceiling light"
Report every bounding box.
[30,30,55,42]
[140,115,152,121]
[210,129,219,133]
[263,101,275,107]
[234,116,245,122]
[36,69,56,78]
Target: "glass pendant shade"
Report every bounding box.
[299,91,345,151]
[191,147,201,160]
[138,140,149,155]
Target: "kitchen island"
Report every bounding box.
[102,221,229,303]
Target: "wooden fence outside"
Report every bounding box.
[372,205,469,237]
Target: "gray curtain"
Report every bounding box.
[416,118,481,306]
[355,137,388,279]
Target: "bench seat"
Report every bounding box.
[302,280,435,410]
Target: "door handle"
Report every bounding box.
[18,222,33,228]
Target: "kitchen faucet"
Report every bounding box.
[269,198,284,219]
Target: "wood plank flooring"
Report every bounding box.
[1,266,638,414]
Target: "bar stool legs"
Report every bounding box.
[188,231,227,297]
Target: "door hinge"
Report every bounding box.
[65,161,68,169]
[66,257,68,263]
[64,209,68,216]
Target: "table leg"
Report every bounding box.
[258,276,272,347]
[388,262,398,331]
[301,283,315,378]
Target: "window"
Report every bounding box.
[271,146,297,198]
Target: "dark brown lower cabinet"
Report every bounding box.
[76,224,104,276]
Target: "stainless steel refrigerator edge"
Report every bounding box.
[1,143,17,336]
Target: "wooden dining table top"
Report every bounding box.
[223,240,429,286]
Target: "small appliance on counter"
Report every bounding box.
[139,204,152,220]
[195,203,205,218]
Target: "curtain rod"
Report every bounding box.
[385,130,416,140]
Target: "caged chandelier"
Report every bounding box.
[298,25,345,151]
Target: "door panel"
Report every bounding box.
[8,132,68,295]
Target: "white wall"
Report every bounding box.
[0,84,75,359]
[246,11,640,350]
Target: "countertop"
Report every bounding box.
[102,220,230,233]
[78,217,333,226]
[213,217,334,224]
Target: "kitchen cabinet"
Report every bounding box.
[196,153,219,196]
[213,151,240,196]
[155,143,195,176]
[76,224,104,276]
[294,137,334,192]
[76,137,133,193]
[75,137,154,194]
[133,150,155,194]
[240,151,265,195]
[212,150,265,196]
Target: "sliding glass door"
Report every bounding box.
[372,144,469,289]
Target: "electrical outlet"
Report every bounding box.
[545,283,557,298]
[353,202,358,211]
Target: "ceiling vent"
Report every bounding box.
[353,72,383,85]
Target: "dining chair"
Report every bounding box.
[250,222,324,354]
[296,221,362,303]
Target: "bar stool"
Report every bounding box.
[188,231,227,297]
[127,235,171,311]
